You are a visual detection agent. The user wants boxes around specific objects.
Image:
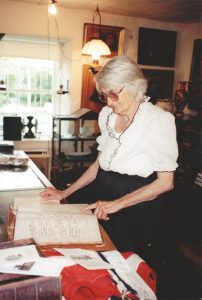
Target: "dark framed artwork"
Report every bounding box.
[81,64,105,113]
[188,81,202,110]
[138,27,177,67]
[83,23,125,57]
[142,69,175,103]
[189,39,202,81]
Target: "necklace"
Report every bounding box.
[106,110,136,170]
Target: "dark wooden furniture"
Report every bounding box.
[175,115,202,268]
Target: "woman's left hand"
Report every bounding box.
[82,199,123,220]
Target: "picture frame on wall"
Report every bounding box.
[187,39,202,111]
[188,81,202,110]
[142,69,175,103]
[138,27,177,67]
[189,39,202,81]
[83,23,125,57]
[81,64,105,113]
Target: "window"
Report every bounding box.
[0,57,57,136]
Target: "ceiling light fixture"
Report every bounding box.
[82,5,111,65]
[48,0,57,15]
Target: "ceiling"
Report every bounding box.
[6,0,202,23]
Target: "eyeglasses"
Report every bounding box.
[98,86,124,104]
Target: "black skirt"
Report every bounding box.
[68,168,172,265]
[92,169,171,263]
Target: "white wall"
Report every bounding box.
[0,0,201,114]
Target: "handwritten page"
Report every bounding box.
[14,206,103,245]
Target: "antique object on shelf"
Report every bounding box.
[174,81,190,115]
[23,116,37,139]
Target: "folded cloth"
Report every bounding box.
[61,265,121,300]
[61,252,156,300]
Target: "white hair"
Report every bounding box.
[95,55,148,100]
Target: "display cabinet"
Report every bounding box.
[51,108,99,184]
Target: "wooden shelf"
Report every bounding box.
[52,109,99,184]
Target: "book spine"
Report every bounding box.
[0,276,62,300]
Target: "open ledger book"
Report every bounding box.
[13,197,103,245]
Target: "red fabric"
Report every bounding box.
[61,265,121,300]
[43,250,156,300]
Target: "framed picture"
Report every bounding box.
[189,39,202,81]
[81,64,105,113]
[142,69,175,103]
[83,23,125,57]
[138,27,177,67]
[188,81,202,110]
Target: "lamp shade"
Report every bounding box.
[82,39,111,61]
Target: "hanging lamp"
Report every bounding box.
[48,0,57,15]
[82,5,111,65]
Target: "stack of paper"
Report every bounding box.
[0,244,70,277]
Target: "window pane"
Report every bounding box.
[19,93,28,106]
[36,72,41,90]
[0,93,7,109]
[41,94,51,106]
[31,71,37,90]
[8,93,17,104]
[18,69,28,89]
[0,57,56,136]
[7,72,17,89]
[31,93,41,107]
[41,71,52,90]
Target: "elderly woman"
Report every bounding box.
[40,55,178,267]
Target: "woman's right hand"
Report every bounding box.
[39,187,67,202]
